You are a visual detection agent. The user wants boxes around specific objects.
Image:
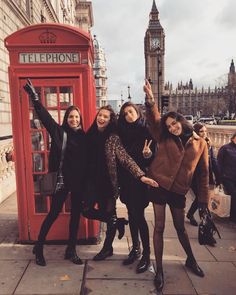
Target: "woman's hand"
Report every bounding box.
[142,139,153,158]
[23,79,39,101]
[143,79,154,101]
[140,176,159,187]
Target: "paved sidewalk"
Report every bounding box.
[0,192,236,295]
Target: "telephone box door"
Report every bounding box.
[19,77,94,241]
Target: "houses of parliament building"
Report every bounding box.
[145,1,235,118]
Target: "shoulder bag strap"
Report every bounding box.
[58,131,67,174]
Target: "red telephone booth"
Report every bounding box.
[5,23,99,242]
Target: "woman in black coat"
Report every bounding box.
[24,80,87,267]
[186,123,220,229]
[118,102,155,273]
[83,105,158,261]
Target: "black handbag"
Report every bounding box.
[39,132,67,196]
[198,208,221,246]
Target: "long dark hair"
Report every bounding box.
[62,105,83,131]
[118,102,142,125]
[87,105,117,138]
[193,122,205,135]
[160,111,193,139]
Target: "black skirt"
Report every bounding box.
[148,186,186,209]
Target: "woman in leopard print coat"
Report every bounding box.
[83,105,158,261]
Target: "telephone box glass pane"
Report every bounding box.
[35,195,48,213]
[48,110,59,123]
[60,110,66,123]
[32,153,45,172]
[45,87,57,107]
[59,86,73,108]
[30,116,43,129]
[33,175,41,193]
[31,131,45,151]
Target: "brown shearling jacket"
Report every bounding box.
[145,102,209,203]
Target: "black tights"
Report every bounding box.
[38,188,83,248]
[127,205,150,254]
[153,203,195,271]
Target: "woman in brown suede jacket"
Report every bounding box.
[143,80,209,292]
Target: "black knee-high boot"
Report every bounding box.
[93,214,117,261]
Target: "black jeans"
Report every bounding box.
[38,188,83,247]
[222,178,236,221]
[126,204,150,254]
[187,182,198,217]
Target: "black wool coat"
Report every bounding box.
[118,117,155,208]
[33,101,87,194]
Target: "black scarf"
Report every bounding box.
[119,117,146,149]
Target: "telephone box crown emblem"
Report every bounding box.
[39,31,57,44]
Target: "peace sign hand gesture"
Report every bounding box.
[142,139,153,159]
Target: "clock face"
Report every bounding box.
[151,37,160,49]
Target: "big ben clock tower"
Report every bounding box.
[144,0,165,111]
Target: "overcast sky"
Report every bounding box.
[91,0,236,103]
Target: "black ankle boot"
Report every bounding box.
[32,243,46,266]
[185,257,204,277]
[154,270,164,292]
[136,254,150,273]
[123,246,141,265]
[93,247,113,261]
[64,246,83,265]
[117,218,128,239]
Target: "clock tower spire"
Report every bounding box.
[144,0,165,111]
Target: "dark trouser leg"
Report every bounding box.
[38,188,68,243]
[222,179,236,222]
[133,206,150,273]
[102,198,117,250]
[153,203,165,272]
[93,198,117,261]
[123,206,141,265]
[67,191,83,248]
[128,205,150,254]
[138,208,150,255]
[127,205,140,248]
[170,207,195,261]
[187,184,198,217]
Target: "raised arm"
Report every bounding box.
[143,79,161,141]
[24,79,60,137]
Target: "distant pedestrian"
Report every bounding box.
[83,105,158,261]
[217,132,236,223]
[187,123,221,227]
[144,80,209,292]
[118,102,156,273]
[24,80,87,267]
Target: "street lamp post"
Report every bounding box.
[121,91,124,105]
[127,85,131,101]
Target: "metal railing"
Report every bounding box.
[207,125,236,153]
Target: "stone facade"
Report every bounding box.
[0,0,93,138]
[0,0,93,204]
[93,35,108,108]
[164,60,236,117]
